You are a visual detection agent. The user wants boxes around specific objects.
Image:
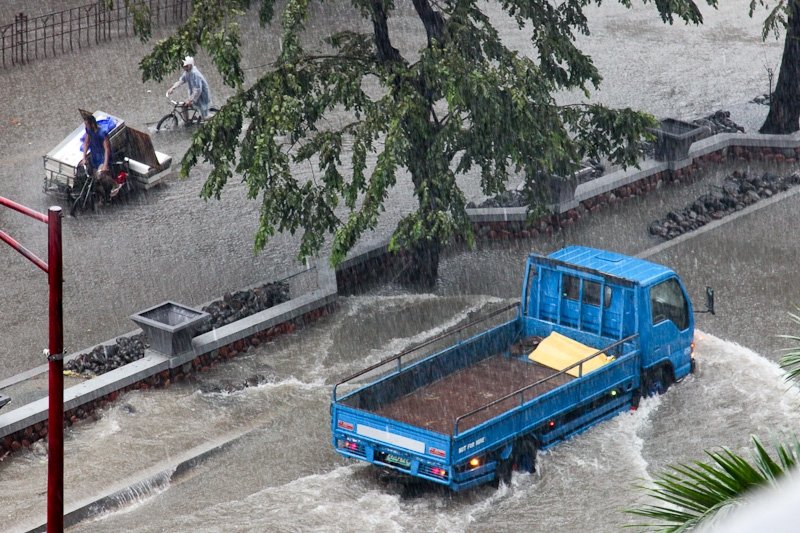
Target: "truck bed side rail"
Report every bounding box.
[453,333,639,435]
[333,302,519,402]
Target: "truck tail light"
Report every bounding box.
[430,467,447,478]
[469,457,481,468]
[419,463,449,479]
[339,439,359,452]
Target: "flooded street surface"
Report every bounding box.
[7,292,798,532]
[2,0,800,531]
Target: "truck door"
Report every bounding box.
[647,277,693,374]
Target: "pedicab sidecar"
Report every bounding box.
[42,110,174,214]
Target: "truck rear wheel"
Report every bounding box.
[512,438,538,474]
[493,437,538,487]
[494,456,512,487]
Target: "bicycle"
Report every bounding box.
[69,162,96,216]
[156,99,219,131]
[69,159,131,217]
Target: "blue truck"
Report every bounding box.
[331,246,714,491]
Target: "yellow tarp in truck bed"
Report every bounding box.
[528,332,615,377]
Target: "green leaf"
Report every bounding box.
[141,0,720,268]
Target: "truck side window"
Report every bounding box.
[562,275,580,301]
[583,280,612,308]
[650,278,689,330]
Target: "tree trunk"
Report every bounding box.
[759,0,800,134]
[411,0,444,43]
[390,0,446,289]
[370,0,401,63]
[397,239,440,288]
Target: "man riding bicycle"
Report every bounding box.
[166,56,213,123]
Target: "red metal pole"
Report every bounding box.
[46,206,64,533]
[0,197,63,529]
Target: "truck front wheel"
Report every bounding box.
[642,365,674,396]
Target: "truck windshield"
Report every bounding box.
[650,278,689,330]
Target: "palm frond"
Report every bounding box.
[778,308,800,382]
[625,436,800,531]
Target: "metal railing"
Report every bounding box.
[278,264,319,298]
[0,0,189,68]
[332,302,520,402]
[452,333,639,435]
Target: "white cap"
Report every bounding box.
[182,56,194,67]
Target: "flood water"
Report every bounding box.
[2,0,799,531]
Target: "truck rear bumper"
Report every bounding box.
[333,432,504,492]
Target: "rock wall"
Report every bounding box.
[470,145,800,240]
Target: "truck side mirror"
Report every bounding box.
[701,286,715,315]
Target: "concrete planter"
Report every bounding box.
[650,118,711,162]
[548,164,594,212]
[130,301,209,356]
[549,174,578,208]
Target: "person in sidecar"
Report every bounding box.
[166,55,212,123]
[81,115,119,202]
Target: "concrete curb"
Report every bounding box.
[12,427,251,533]
[0,262,337,441]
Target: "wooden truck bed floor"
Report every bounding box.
[372,354,574,435]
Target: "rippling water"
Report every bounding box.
[2,0,799,531]
[6,294,795,532]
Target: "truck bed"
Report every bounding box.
[372,354,574,434]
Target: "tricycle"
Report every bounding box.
[42,110,175,215]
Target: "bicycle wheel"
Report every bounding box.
[156,113,179,131]
[69,176,95,217]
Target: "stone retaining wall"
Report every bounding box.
[0,306,332,458]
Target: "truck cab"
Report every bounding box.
[531,246,698,388]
